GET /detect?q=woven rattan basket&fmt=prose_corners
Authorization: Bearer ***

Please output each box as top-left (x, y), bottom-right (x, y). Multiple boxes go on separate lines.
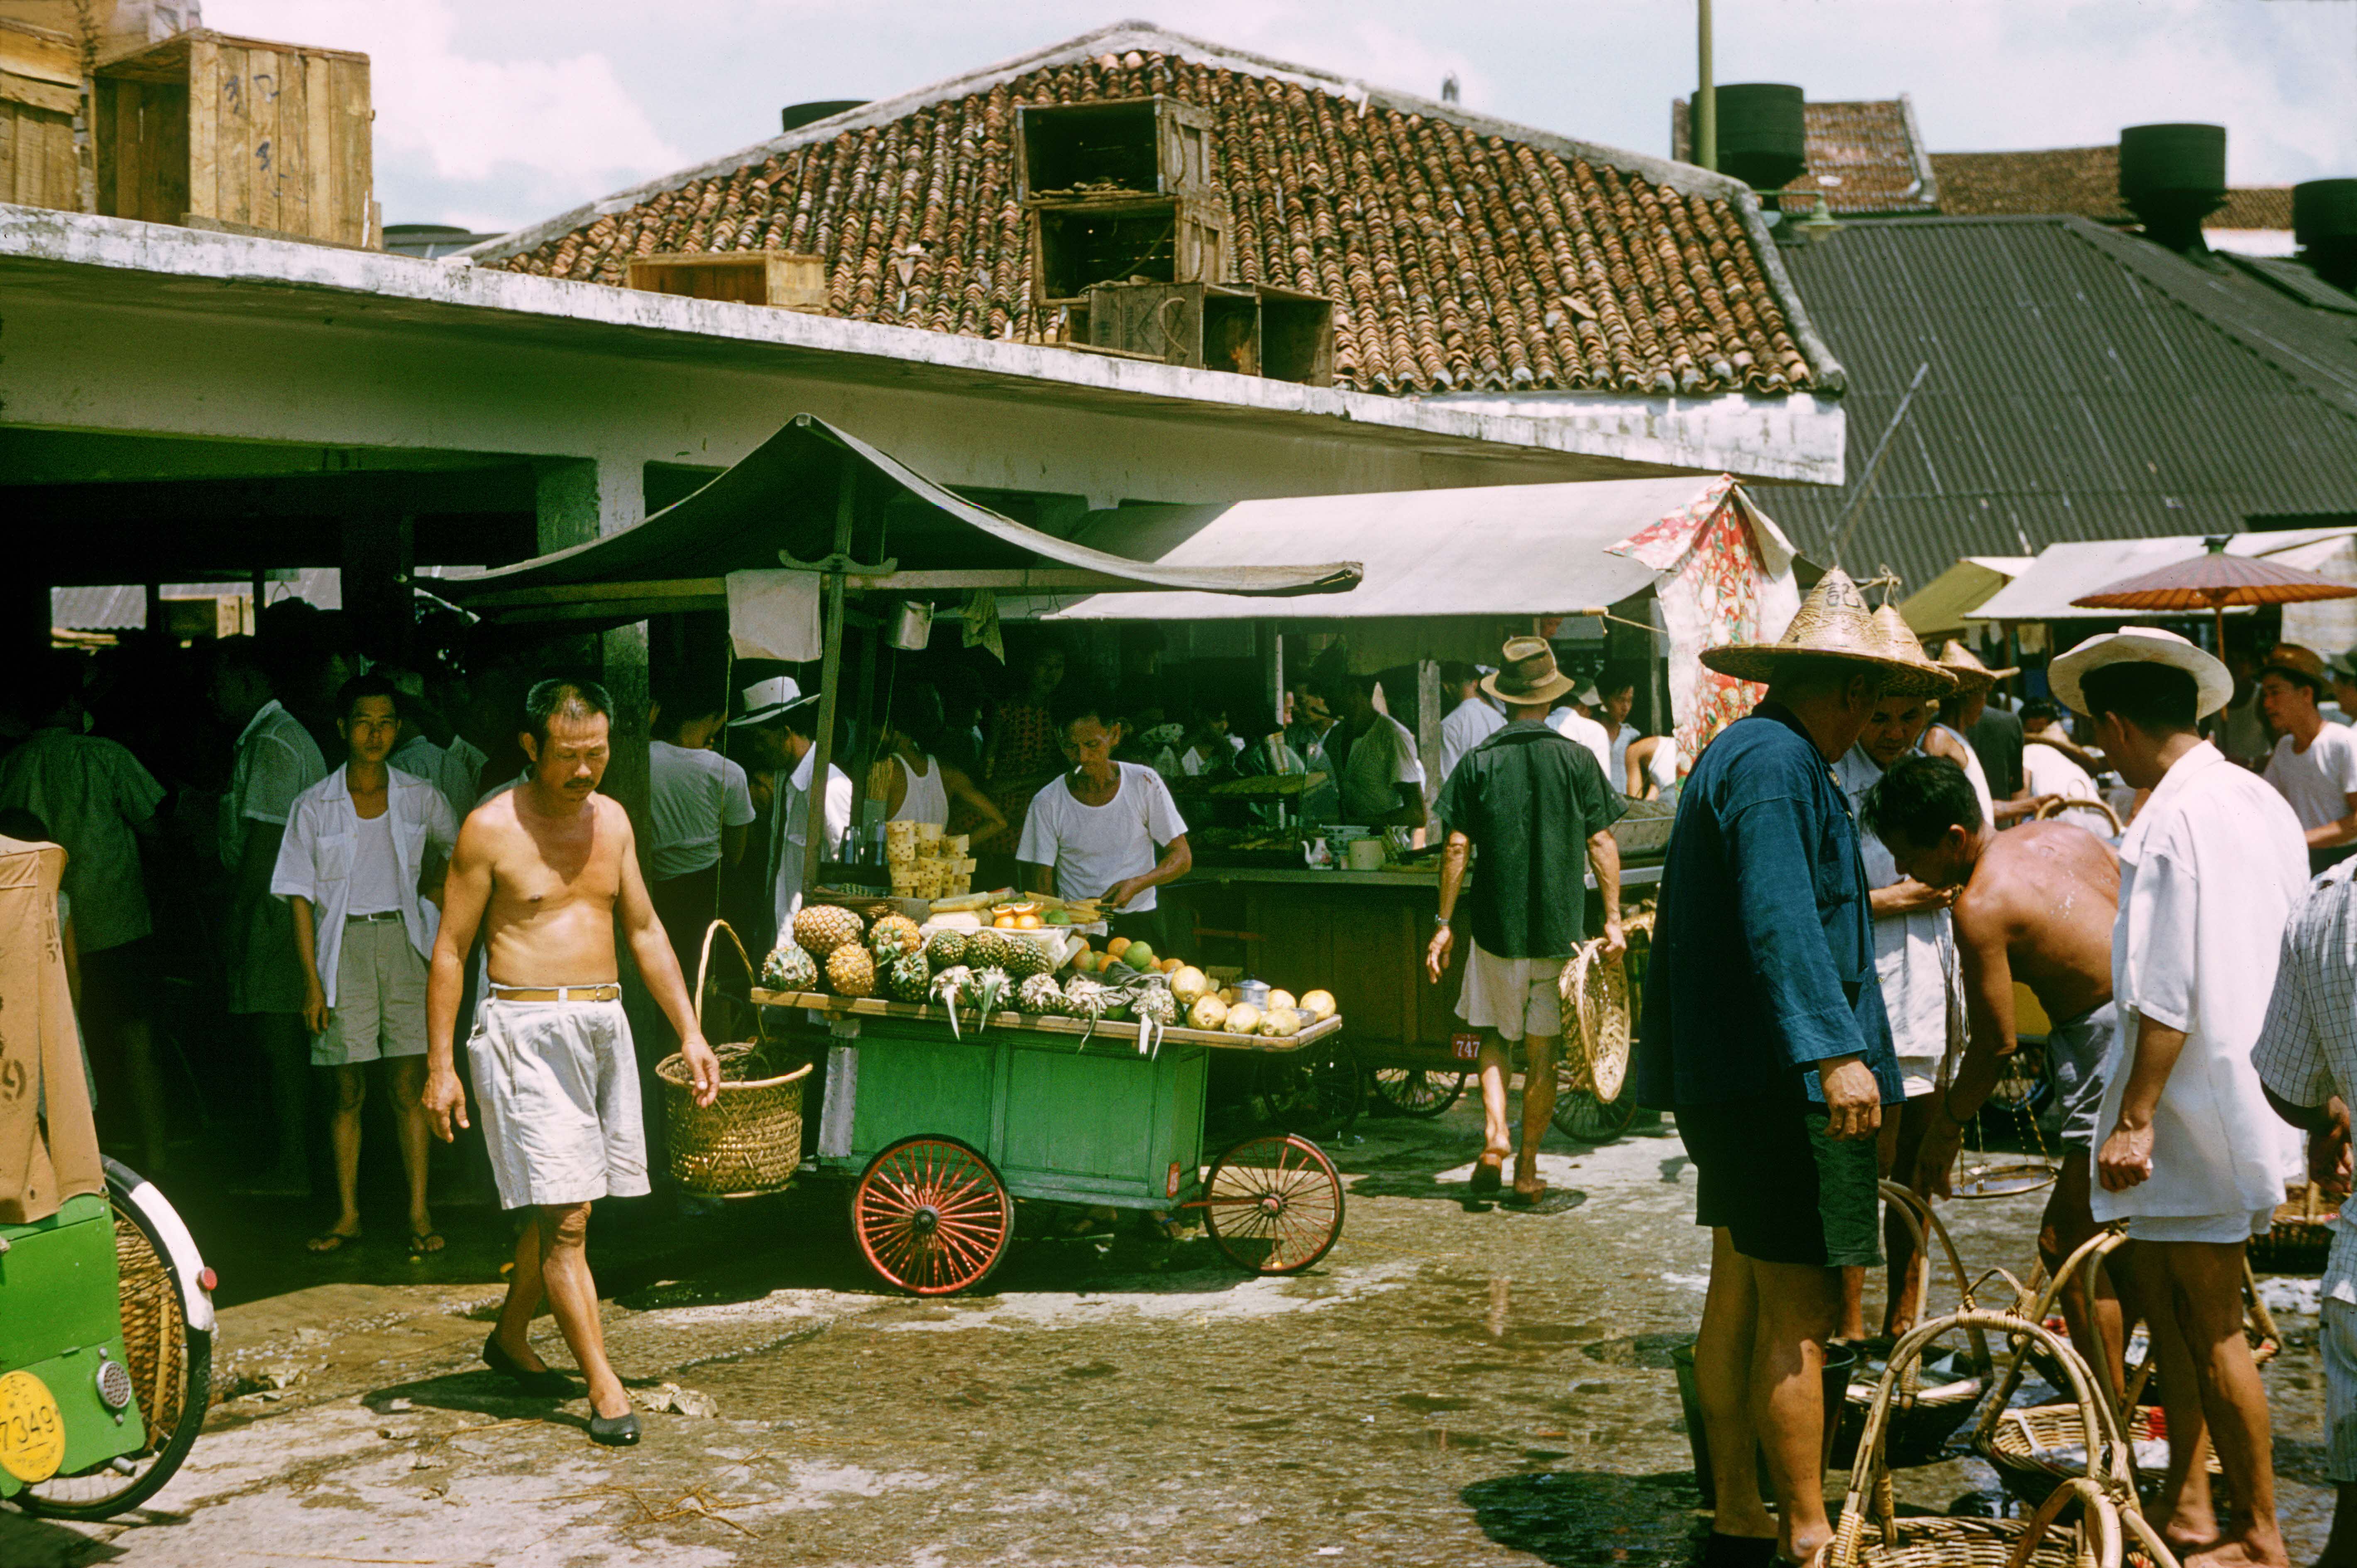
top-left (115, 1211), bottom-right (186, 1449)
top-left (1558, 928), bottom-right (1635, 1102)
top-left (2249, 1181), bottom-right (2338, 1273)
top-left (660, 920), bottom-right (812, 1197)
top-left (1830, 1185), bottom-right (1993, 1469)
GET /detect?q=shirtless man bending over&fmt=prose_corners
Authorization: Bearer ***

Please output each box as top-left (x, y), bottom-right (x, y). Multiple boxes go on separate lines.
top-left (424, 679), bottom-right (719, 1446)
top-left (1863, 753), bottom-right (2128, 1399)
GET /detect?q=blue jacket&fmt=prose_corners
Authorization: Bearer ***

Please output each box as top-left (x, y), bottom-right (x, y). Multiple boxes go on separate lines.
top-left (1633, 704), bottom-right (1901, 1109)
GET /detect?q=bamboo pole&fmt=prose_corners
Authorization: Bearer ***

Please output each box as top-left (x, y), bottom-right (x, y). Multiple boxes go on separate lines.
top-left (802, 453), bottom-right (857, 906)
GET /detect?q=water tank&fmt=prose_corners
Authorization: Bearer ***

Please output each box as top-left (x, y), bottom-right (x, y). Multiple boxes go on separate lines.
top-left (781, 100), bottom-right (866, 134)
top-left (2295, 179), bottom-right (2357, 289)
top-left (2118, 123), bottom-right (2227, 201)
top-left (1714, 84), bottom-right (1807, 192)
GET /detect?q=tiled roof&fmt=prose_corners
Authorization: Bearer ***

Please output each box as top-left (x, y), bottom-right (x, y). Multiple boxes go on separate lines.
top-left (477, 27), bottom-right (1829, 397)
top-left (1930, 145), bottom-right (2293, 230)
top-left (1673, 97), bottom-right (1938, 215)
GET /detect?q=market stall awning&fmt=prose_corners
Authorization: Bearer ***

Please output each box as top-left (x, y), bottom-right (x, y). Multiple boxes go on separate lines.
top-left (1898, 557), bottom-right (2033, 638)
top-left (440, 414), bottom-right (1361, 625)
top-left (1968, 528), bottom-right (2357, 624)
top-left (1046, 474), bottom-right (1763, 621)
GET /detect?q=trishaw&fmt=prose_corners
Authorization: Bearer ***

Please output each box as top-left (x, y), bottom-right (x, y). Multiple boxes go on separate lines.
top-left (748, 982), bottom-right (1348, 1296)
top-left (2, 835), bottom-right (214, 1519)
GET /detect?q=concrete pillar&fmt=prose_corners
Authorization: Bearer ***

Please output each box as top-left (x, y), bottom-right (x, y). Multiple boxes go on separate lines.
top-left (341, 512), bottom-right (416, 663)
top-left (533, 458), bottom-right (651, 847)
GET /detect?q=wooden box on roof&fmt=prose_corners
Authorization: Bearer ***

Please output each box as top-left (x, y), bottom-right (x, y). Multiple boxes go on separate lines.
top-left (93, 29), bottom-right (374, 247)
top-left (0, 16), bottom-right (81, 212)
top-left (1082, 280), bottom-right (1334, 385)
top-left (1015, 95), bottom-right (1211, 202)
top-left (1033, 191), bottom-right (1230, 305)
top-left (625, 250), bottom-right (828, 311)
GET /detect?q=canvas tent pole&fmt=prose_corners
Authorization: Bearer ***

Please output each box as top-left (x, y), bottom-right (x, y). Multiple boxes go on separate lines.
top-left (802, 454), bottom-right (857, 906)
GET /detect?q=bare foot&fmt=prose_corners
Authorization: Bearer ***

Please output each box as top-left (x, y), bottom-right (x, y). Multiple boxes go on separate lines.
top-left (2182, 1534), bottom-right (2291, 1568)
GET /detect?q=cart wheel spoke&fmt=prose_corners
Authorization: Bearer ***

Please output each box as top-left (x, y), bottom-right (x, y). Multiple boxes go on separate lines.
top-left (853, 1137), bottom-right (1012, 1297)
top-left (1371, 1067), bottom-right (1466, 1119)
top-left (1202, 1133), bottom-right (1345, 1275)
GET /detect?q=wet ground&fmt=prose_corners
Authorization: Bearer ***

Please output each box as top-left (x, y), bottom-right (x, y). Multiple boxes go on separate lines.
top-left (2, 1098), bottom-right (2339, 1567)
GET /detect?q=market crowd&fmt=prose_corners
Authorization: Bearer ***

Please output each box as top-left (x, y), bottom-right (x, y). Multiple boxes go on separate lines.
top-left (1628, 569), bottom-right (2357, 1568)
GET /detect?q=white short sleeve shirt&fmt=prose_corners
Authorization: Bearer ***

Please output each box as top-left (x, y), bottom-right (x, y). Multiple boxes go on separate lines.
top-left (649, 740), bottom-right (757, 881)
top-left (1438, 698), bottom-right (1506, 787)
top-left (1339, 713), bottom-right (1427, 823)
top-left (2263, 725), bottom-right (2357, 833)
top-left (224, 700), bottom-right (328, 865)
top-left (270, 765), bottom-right (460, 1008)
top-left (1017, 763), bottom-right (1189, 912)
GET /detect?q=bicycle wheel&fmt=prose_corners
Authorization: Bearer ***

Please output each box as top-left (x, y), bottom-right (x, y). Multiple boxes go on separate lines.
top-left (19, 1166), bottom-right (212, 1520)
top-left (1369, 1066), bottom-right (1465, 1119)
top-left (1553, 1089), bottom-right (1639, 1143)
top-left (1251, 1043), bottom-right (1362, 1139)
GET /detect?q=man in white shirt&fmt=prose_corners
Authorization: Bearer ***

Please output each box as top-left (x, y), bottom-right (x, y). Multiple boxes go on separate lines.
top-left (1017, 698), bottom-right (1192, 954)
top-left (1435, 662), bottom-right (1504, 789)
top-left (648, 682), bottom-right (756, 983)
top-left (274, 675), bottom-right (460, 1256)
top-left (0, 657), bottom-right (170, 1172)
top-left (2020, 700), bottom-right (2115, 838)
top-left (211, 636), bottom-right (330, 1195)
top-left (385, 669), bottom-right (489, 829)
top-left (1598, 674), bottom-right (1642, 796)
top-left (2058, 628), bottom-right (2307, 1566)
top-left (2258, 643), bottom-right (2357, 874)
top-left (729, 677), bottom-right (851, 949)
top-left (1545, 695), bottom-right (1614, 784)
top-left (1320, 673), bottom-right (1428, 829)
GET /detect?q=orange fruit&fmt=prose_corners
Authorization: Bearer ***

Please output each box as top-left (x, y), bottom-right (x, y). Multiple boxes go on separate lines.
top-left (1106, 935), bottom-right (1132, 959)
top-left (993, 914), bottom-right (1017, 928)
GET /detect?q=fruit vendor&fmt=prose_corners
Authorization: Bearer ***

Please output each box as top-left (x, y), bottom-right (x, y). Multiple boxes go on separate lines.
top-left (1016, 697), bottom-right (1192, 957)
top-left (1318, 670), bottom-right (1427, 830)
top-left (1425, 637), bottom-right (1625, 1208)
top-left (272, 674), bottom-right (461, 1257)
top-left (729, 676), bottom-right (853, 949)
top-left (1630, 569), bottom-right (1914, 1568)
top-left (423, 678), bottom-right (719, 1448)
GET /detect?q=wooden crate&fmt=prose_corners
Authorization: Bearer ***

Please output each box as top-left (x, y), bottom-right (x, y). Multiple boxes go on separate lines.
top-left (624, 249), bottom-right (827, 311)
top-left (0, 2), bottom-right (195, 63)
top-left (1085, 279), bottom-right (1335, 384)
top-left (1033, 191), bottom-right (1229, 305)
top-left (0, 16), bottom-right (79, 211)
top-left (94, 29), bottom-right (373, 248)
top-left (1016, 95), bottom-right (1212, 203)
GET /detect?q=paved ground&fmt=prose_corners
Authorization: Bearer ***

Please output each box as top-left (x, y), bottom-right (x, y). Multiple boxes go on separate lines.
top-left (2, 1099), bottom-right (2340, 1567)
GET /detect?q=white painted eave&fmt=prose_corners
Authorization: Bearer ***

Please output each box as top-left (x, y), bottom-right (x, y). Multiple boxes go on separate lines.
top-left (0, 205), bottom-right (1845, 485)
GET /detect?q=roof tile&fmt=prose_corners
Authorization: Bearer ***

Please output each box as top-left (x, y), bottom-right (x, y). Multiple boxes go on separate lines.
top-left (1929, 145), bottom-right (2292, 230)
top-left (1674, 98), bottom-right (1938, 215)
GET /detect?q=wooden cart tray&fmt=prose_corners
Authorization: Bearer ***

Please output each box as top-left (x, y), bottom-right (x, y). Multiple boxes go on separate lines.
top-left (749, 988), bottom-right (1341, 1054)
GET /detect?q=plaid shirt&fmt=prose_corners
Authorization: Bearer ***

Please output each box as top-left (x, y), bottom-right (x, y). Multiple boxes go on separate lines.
top-left (2252, 856), bottom-right (2357, 1304)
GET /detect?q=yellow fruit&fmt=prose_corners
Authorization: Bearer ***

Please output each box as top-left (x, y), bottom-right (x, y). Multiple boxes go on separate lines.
top-left (993, 914), bottom-right (1017, 928)
top-left (1170, 966), bottom-right (1209, 1004)
top-left (1299, 989), bottom-right (1337, 1021)
top-left (1162, 957), bottom-right (1184, 975)
top-left (1016, 913), bottom-right (1042, 929)
top-left (1267, 989), bottom-right (1296, 1013)
top-left (1223, 1002), bottom-right (1263, 1035)
top-left (1106, 935), bottom-right (1132, 960)
top-left (1259, 1006), bottom-right (1302, 1038)
top-left (1217, 987), bottom-right (1237, 1006)
top-left (1187, 994), bottom-right (1228, 1031)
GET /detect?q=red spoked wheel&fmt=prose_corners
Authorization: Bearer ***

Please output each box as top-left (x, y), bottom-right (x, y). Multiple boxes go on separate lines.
top-left (852, 1136), bottom-right (1013, 1296)
top-left (1200, 1133), bottom-right (1345, 1275)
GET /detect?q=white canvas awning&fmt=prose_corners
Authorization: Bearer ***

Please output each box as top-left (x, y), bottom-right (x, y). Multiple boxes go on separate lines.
top-left (1969, 529), bottom-right (2357, 624)
top-left (1047, 474), bottom-right (1762, 622)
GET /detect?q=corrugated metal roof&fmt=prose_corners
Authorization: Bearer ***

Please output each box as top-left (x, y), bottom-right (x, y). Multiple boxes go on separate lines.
top-left (1770, 215), bottom-right (2357, 590)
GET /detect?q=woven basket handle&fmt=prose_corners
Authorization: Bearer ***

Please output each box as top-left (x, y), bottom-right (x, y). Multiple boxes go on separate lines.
top-left (2003, 1476), bottom-right (2124, 1568)
top-left (693, 918), bottom-right (756, 1042)
top-left (2035, 795), bottom-right (2124, 835)
top-left (1878, 1181), bottom-right (1993, 1375)
top-left (1978, 1226), bottom-right (2130, 1448)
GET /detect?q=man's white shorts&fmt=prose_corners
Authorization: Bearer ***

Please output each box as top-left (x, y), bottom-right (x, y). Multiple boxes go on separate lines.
top-left (2325, 1298), bottom-right (2357, 1484)
top-left (2122, 1207), bottom-right (2275, 1244)
top-left (1455, 941), bottom-right (1567, 1043)
top-left (467, 996), bottom-right (649, 1209)
top-left (313, 919), bottom-right (429, 1067)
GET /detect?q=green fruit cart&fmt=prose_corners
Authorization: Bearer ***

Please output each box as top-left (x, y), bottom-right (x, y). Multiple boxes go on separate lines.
top-left (750, 986), bottom-right (1348, 1296)
top-left (2, 837), bottom-right (215, 1520)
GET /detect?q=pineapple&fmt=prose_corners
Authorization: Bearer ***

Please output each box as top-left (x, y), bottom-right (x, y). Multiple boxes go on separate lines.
top-left (760, 942), bottom-right (818, 994)
top-left (924, 929), bottom-right (968, 969)
top-left (971, 967), bottom-right (1014, 1022)
top-left (1130, 987), bottom-right (1177, 1027)
top-left (792, 902), bottom-right (865, 959)
top-left (963, 928), bottom-right (1008, 972)
top-left (1002, 934), bottom-right (1052, 980)
top-left (825, 943), bottom-right (876, 998)
top-left (1062, 977), bottom-right (1112, 1023)
top-left (884, 949), bottom-right (932, 1004)
top-left (869, 913), bottom-right (923, 963)
top-left (1015, 973), bottom-right (1066, 1015)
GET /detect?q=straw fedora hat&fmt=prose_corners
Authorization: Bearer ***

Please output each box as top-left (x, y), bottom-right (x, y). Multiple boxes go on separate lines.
top-left (1872, 607), bottom-right (1962, 698)
top-left (2048, 626), bottom-right (2233, 720)
top-left (1481, 636), bottom-right (1578, 707)
top-left (1934, 639), bottom-right (2020, 689)
top-left (1701, 568), bottom-right (1954, 697)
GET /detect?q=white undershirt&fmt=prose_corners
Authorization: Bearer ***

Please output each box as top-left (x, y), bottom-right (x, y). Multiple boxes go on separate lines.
top-left (347, 808), bottom-right (402, 915)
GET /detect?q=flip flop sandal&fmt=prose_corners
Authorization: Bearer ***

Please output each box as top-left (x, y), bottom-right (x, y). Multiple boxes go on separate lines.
top-left (1505, 1182), bottom-right (1549, 1207)
top-left (1469, 1158), bottom-right (1505, 1194)
top-left (406, 1231), bottom-right (447, 1256)
top-left (306, 1229), bottom-right (363, 1253)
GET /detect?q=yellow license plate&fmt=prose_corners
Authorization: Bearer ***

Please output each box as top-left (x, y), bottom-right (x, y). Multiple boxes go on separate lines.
top-left (0, 1370), bottom-right (66, 1484)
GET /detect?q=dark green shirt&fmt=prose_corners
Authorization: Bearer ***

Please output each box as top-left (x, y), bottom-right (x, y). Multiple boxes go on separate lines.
top-left (1434, 720), bottom-right (1626, 958)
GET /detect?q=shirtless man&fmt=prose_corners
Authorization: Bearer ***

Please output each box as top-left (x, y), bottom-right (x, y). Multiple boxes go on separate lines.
top-left (1861, 753), bottom-right (2127, 1400)
top-left (424, 679), bottom-right (719, 1446)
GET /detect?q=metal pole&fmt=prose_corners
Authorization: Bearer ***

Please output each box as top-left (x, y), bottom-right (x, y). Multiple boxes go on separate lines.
top-left (802, 454), bottom-right (856, 906)
top-left (1695, 0), bottom-right (1716, 172)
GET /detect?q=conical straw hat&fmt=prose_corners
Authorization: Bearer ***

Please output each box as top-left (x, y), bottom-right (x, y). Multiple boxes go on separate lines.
top-left (1873, 607), bottom-right (1961, 699)
top-left (1934, 638), bottom-right (2020, 687)
top-left (1701, 569), bottom-right (1955, 697)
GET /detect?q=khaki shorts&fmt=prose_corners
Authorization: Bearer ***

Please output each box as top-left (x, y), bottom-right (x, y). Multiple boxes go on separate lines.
top-left (313, 918), bottom-right (428, 1067)
top-left (1455, 941), bottom-right (1566, 1043)
top-left (467, 996), bottom-right (648, 1209)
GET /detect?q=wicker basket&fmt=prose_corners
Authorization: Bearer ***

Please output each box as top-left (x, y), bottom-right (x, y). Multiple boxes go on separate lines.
top-left (1836, 1312), bottom-right (2161, 1568)
top-left (2034, 796), bottom-right (2125, 835)
top-left (1558, 931), bottom-right (1634, 1102)
top-left (1830, 1185), bottom-right (1994, 1469)
top-left (2249, 1182), bottom-right (2337, 1273)
top-left (115, 1212), bottom-right (186, 1448)
top-left (660, 921), bottom-right (813, 1197)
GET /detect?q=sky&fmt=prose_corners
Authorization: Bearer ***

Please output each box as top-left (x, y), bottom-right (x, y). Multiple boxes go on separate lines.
top-left (204, 0), bottom-right (2357, 237)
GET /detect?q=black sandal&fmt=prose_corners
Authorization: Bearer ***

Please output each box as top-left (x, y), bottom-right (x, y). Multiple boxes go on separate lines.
top-left (1469, 1157), bottom-right (1505, 1195)
top-left (482, 1333), bottom-right (579, 1398)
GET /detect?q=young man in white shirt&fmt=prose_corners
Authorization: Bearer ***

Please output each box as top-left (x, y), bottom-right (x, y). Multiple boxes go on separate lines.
top-left (1017, 699), bottom-right (1192, 955)
top-left (211, 636), bottom-right (330, 1196)
top-left (1435, 662), bottom-right (1504, 788)
top-left (2056, 628), bottom-right (2308, 1566)
top-left (1320, 672), bottom-right (1428, 829)
top-left (647, 682), bottom-right (756, 983)
top-left (2257, 643), bottom-right (2357, 874)
top-left (274, 675), bottom-right (461, 1255)
top-left (729, 677), bottom-right (852, 949)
